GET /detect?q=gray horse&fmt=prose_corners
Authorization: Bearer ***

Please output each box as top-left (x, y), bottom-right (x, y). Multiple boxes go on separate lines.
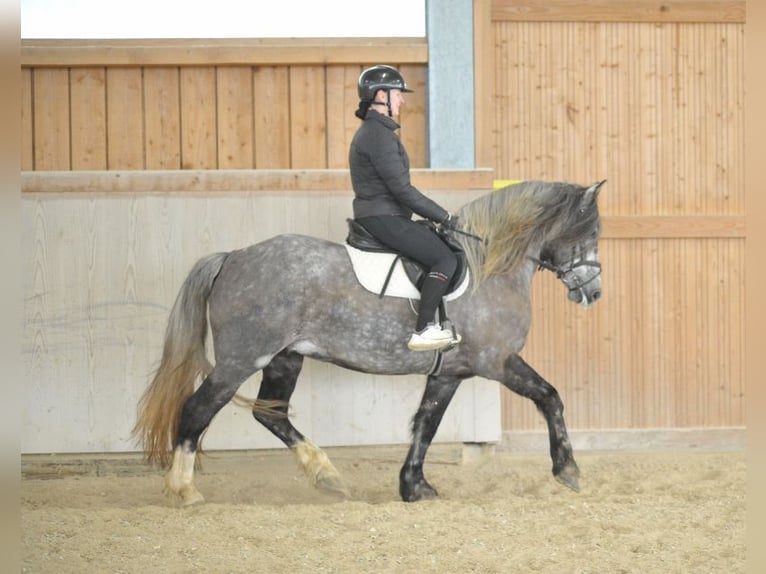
top-left (134, 179), bottom-right (606, 505)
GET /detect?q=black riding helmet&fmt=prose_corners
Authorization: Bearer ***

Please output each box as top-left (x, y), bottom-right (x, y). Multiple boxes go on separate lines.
top-left (358, 65), bottom-right (413, 101)
top-left (356, 65), bottom-right (413, 118)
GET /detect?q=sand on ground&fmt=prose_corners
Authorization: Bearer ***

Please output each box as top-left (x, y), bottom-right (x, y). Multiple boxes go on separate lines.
top-left (21, 444), bottom-right (745, 573)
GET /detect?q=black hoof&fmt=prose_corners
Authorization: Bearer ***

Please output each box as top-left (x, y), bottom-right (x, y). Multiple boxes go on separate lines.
top-left (400, 479), bottom-right (439, 502)
top-left (554, 460), bottom-right (581, 492)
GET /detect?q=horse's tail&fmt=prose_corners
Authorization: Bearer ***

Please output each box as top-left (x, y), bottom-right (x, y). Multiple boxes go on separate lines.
top-left (133, 252), bottom-right (228, 468)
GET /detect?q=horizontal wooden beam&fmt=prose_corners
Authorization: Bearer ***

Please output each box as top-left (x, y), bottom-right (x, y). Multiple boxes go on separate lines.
top-left (21, 37), bottom-right (428, 68)
top-left (20, 169), bottom-right (494, 194)
top-left (603, 215), bottom-right (745, 238)
top-left (21, 170), bottom-right (744, 238)
top-left (492, 0), bottom-right (745, 23)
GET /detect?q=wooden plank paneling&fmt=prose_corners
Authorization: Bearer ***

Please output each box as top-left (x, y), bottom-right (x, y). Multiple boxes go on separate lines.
top-left (21, 68), bottom-right (33, 170)
top-left (106, 68), bottom-right (144, 169)
top-left (143, 68), bottom-right (181, 169)
top-left (21, 173), bottom-right (500, 454)
top-left (398, 63), bottom-right (428, 168)
top-left (21, 40), bottom-right (429, 173)
top-left (486, 15), bottom-right (745, 434)
top-left (474, 0), bottom-right (495, 169)
top-left (216, 66), bottom-right (254, 169)
top-left (492, 0), bottom-right (746, 23)
top-left (21, 38), bottom-right (429, 68)
top-left (603, 215), bottom-right (745, 238)
top-left (32, 68), bottom-right (70, 170)
top-left (253, 66), bottom-right (291, 169)
top-left (504, 237), bottom-right (745, 431)
top-left (180, 67), bottom-right (217, 169)
top-left (289, 66), bottom-right (327, 168)
top-left (325, 65), bottom-right (361, 169)
top-left (489, 21), bottom-right (744, 216)
top-left (70, 68), bottom-right (106, 170)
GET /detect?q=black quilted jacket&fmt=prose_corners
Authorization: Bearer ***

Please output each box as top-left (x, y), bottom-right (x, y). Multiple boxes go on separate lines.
top-left (349, 109), bottom-right (449, 223)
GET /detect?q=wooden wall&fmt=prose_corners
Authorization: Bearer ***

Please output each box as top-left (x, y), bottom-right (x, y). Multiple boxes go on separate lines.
top-left (20, 38), bottom-right (428, 171)
top-left (474, 0), bottom-right (746, 438)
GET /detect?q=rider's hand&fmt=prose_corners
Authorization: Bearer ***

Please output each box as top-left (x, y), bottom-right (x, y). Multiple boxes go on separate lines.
top-left (442, 213), bottom-right (460, 231)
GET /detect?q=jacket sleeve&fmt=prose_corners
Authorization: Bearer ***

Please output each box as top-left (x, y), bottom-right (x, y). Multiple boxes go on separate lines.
top-left (371, 133), bottom-right (450, 223)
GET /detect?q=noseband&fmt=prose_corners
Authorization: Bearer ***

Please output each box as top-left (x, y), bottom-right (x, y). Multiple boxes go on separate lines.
top-left (527, 255), bottom-right (602, 294)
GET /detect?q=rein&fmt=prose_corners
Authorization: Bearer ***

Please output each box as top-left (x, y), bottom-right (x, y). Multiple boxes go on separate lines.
top-left (441, 225), bottom-right (486, 244)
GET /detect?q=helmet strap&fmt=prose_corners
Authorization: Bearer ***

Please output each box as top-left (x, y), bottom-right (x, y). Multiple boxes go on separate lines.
top-left (371, 90), bottom-right (393, 117)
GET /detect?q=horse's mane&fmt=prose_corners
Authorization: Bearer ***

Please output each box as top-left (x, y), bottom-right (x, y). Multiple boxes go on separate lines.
top-left (456, 180), bottom-right (598, 286)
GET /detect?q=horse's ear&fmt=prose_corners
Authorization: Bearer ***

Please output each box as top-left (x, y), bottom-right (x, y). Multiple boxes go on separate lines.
top-left (581, 179), bottom-right (606, 210)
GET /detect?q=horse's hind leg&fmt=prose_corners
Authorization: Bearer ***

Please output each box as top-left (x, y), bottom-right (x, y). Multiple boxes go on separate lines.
top-left (502, 354), bottom-right (580, 491)
top-left (400, 374), bottom-right (462, 502)
top-left (165, 365), bottom-right (251, 506)
top-left (253, 350), bottom-right (349, 497)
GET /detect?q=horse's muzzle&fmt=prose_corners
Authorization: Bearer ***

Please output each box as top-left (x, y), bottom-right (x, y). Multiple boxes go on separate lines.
top-left (569, 286), bottom-right (602, 306)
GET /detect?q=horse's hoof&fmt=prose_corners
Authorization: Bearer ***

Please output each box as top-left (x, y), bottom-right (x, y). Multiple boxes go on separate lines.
top-left (554, 461), bottom-right (581, 492)
top-left (164, 484), bottom-right (205, 506)
top-left (401, 481), bottom-right (439, 502)
top-left (180, 489), bottom-right (206, 507)
top-left (315, 473), bottom-right (351, 498)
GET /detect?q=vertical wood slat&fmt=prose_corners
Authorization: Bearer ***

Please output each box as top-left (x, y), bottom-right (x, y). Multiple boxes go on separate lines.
top-left (398, 63), bottom-right (427, 168)
top-left (21, 68), bottom-right (33, 170)
top-left (216, 66), bottom-right (254, 169)
top-left (289, 66), bottom-right (328, 168)
top-left (32, 68), bottom-right (70, 170)
top-left (253, 66), bottom-right (291, 169)
top-left (70, 68), bottom-right (106, 170)
top-left (106, 68), bottom-right (144, 169)
top-left (325, 65), bottom-right (360, 169)
top-left (143, 67), bottom-right (181, 169)
top-left (180, 67), bottom-right (217, 169)
top-left (473, 0), bottom-right (495, 169)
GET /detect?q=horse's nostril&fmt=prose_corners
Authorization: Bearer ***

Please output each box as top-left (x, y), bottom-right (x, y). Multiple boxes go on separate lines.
top-left (592, 290), bottom-right (602, 301)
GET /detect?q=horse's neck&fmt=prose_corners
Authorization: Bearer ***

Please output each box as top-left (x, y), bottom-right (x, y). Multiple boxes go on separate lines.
top-left (478, 257), bottom-right (537, 295)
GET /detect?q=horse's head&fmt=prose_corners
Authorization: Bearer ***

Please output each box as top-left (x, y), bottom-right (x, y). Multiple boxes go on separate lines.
top-left (536, 180), bottom-right (606, 308)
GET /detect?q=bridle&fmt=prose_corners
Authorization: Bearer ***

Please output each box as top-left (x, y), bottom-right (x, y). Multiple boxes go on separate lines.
top-left (442, 225), bottom-right (602, 297)
top-left (527, 253), bottom-right (602, 296)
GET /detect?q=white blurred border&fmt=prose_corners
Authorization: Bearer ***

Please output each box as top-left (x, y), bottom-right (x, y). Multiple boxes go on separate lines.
top-left (21, 0), bottom-right (426, 38)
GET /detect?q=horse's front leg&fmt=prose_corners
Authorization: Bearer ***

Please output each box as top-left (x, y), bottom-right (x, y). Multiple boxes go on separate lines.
top-left (400, 374), bottom-right (462, 502)
top-left (502, 354), bottom-right (580, 491)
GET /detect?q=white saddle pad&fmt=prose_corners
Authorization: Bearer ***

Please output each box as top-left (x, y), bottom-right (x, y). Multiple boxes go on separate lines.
top-left (344, 244), bottom-right (470, 301)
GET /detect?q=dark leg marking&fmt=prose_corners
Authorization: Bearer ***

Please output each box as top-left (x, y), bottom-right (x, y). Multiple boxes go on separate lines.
top-left (502, 354), bottom-right (580, 491)
top-left (251, 350), bottom-right (305, 446)
top-left (400, 375), bottom-right (462, 502)
top-left (253, 350), bottom-right (348, 496)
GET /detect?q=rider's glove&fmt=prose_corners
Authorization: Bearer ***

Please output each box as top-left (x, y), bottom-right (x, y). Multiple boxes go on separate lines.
top-left (442, 213), bottom-right (460, 231)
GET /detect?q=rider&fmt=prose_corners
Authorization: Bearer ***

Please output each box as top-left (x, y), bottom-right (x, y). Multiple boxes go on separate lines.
top-left (349, 64), bottom-right (461, 352)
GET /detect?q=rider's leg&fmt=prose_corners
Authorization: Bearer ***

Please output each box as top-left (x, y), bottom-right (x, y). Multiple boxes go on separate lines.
top-left (354, 216), bottom-right (459, 350)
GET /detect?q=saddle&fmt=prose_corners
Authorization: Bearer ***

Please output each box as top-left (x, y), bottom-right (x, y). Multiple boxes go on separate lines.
top-left (344, 218), bottom-right (469, 300)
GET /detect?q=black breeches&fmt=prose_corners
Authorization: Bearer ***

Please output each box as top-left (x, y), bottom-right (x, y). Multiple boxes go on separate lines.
top-left (356, 215), bottom-right (457, 330)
